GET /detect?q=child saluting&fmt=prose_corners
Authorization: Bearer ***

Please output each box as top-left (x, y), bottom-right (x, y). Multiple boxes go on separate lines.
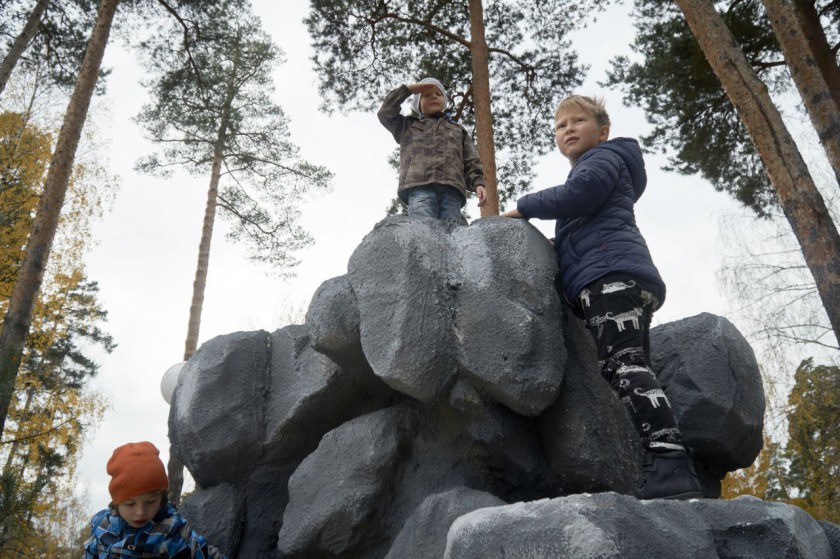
top-left (378, 77), bottom-right (487, 220)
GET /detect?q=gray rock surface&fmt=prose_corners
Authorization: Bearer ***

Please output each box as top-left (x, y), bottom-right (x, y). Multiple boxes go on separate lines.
top-left (445, 493), bottom-right (834, 559)
top-left (263, 324), bottom-right (391, 466)
top-left (168, 217), bottom-right (787, 558)
top-left (347, 217), bottom-right (564, 415)
top-left (651, 313), bottom-right (765, 472)
top-left (819, 520), bottom-right (840, 559)
top-left (539, 306), bottom-right (643, 495)
top-left (384, 487), bottom-right (505, 559)
top-left (180, 483), bottom-right (243, 557)
top-left (170, 330), bottom-right (271, 487)
top-left (278, 405), bottom-right (417, 558)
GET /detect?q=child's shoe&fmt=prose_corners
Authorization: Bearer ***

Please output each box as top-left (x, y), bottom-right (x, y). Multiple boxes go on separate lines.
top-left (638, 448), bottom-right (703, 500)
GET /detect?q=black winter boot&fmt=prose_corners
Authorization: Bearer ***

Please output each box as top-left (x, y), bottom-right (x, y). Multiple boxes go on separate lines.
top-left (638, 448), bottom-right (703, 500)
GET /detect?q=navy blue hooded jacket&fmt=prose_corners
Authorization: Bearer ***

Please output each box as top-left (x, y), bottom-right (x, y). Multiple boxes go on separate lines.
top-left (516, 137), bottom-right (665, 308)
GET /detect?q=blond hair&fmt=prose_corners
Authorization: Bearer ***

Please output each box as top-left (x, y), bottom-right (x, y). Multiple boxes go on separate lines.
top-left (554, 95), bottom-right (611, 127)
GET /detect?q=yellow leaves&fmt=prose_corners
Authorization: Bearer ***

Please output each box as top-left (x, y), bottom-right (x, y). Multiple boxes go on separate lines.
top-left (0, 111), bottom-right (52, 187)
top-left (0, 110), bottom-right (114, 552)
top-left (0, 112), bottom-right (52, 302)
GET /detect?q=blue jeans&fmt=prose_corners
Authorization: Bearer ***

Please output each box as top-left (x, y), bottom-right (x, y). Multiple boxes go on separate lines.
top-left (407, 184), bottom-right (463, 220)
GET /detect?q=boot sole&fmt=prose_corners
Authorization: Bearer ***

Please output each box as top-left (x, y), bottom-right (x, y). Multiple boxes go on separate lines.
top-left (659, 490), bottom-right (703, 501)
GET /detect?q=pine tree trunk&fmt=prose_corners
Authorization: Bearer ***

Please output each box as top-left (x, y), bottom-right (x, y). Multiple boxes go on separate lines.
top-left (0, 0), bottom-right (50, 97)
top-left (761, 0), bottom-right (840, 186)
top-left (173, 65), bottom-right (236, 502)
top-left (792, 0), bottom-right (840, 111)
top-left (182, 145), bottom-right (224, 361)
top-left (169, 141), bottom-right (223, 506)
top-left (467, 0), bottom-right (500, 216)
top-left (673, 0), bottom-right (840, 346)
top-left (0, 0), bottom-right (118, 439)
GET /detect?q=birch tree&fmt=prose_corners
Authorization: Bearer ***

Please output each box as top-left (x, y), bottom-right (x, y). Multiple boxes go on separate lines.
top-left (0, 109), bottom-right (113, 556)
top-left (0, 0), bottom-right (118, 440)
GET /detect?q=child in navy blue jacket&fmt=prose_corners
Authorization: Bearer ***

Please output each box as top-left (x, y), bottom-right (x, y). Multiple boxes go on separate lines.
top-left (503, 95), bottom-right (702, 500)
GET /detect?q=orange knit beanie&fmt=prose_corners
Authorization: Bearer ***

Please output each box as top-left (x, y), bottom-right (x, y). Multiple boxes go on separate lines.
top-left (107, 441), bottom-right (169, 504)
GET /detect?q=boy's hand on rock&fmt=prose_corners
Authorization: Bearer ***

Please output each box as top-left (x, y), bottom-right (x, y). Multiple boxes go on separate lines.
top-left (501, 208), bottom-right (523, 218)
top-left (476, 185), bottom-right (487, 207)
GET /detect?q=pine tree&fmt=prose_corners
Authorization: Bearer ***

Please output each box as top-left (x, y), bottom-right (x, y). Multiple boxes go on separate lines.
top-left (135, 0), bottom-right (332, 503)
top-left (306, 0), bottom-right (607, 213)
top-left (784, 359), bottom-right (840, 522)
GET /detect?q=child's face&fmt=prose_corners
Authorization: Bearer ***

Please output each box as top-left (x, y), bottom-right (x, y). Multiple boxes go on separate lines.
top-left (117, 491), bottom-right (162, 528)
top-left (419, 87), bottom-right (445, 115)
top-left (554, 105), bottom-right (610, 165)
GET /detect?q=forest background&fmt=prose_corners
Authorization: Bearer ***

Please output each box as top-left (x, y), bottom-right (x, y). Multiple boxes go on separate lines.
top-left (0, 0), bottom-right (837, 555)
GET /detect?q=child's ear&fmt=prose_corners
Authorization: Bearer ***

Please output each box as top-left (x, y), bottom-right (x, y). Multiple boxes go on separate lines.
top-left (599, 125), bottom-right (610, 142)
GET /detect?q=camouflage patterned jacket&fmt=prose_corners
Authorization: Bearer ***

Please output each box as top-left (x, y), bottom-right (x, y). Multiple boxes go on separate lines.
top-left (84, 503), bottom-right (226, 558)
top-left (378, 85), bottom-right (485, 206)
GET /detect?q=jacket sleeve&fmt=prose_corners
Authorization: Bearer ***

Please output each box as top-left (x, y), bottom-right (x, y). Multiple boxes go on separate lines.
top-left (462, 129), bottom-right (485, 191)
top-left (83, 509), bottom-right (110, 558)
top-left (168, 516), bottom-right (228, 559)
top-left (517, 150), bottom-right (620, 219)
top-left (377, 85), bottom-right (413, 143)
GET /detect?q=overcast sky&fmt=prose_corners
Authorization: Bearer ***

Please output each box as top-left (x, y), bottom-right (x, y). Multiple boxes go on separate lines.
top-left (73, 0), bottom-right (745, 513)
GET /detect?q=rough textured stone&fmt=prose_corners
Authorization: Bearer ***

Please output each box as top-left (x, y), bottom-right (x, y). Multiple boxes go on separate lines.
top-left (540, 306), bottom-right (643, 495)
top-left (180, 483), bottom-right (243, 558)
top-left (451, 218), bottom-right (565, 415)
top-left (348, 218), bottom-right (457, 403)
top-left (818, 520), bottom-right (840, 559)
top-left (651, 313), bottom-right (765, 472)
top-left (278, 405), bottom-right (417, 558)
top-left (346, 217), bottom-right (564, 415)
top-left (236, 463), bottom-right (295, 559)
top-left (445, 493), bottom-right (834, 559)
top-left (305, 274), bottom-right (361, 362)
top-left (170, 330), bottom-right (271, 487)
top-left (385, 488), bottom-right (505, 559)
top-left (169, 218), bottom-right (779, 558)
top-left (263, 324), bottom-right (392, 465)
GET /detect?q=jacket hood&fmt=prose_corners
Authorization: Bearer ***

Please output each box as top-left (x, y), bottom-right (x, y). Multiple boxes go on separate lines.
top-left (596, 137), bottom-right (647, 200)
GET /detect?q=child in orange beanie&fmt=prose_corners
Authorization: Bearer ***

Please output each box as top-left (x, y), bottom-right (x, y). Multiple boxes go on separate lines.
top-left (84, 441), bottom-right (227, 559)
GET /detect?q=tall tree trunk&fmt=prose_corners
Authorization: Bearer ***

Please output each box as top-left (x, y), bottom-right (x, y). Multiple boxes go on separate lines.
top-left (792, 0), bottom-right (840, 111)
top-left (761, 0), bottom-right (840, 186)
top-left (0, 0), bottom-right (50, 98)
top-left (182, 145), bottom-right (224, 361)
top-left (172, 73), bottom-right (234, 503)
top-left (0, 0), bottom-right (118, 439)
top-left (673, 0), bottom-right (840, 345)
top-left (170, 140), bottom-right (224, 506)
top-left (467, 0), bottom-right (500, 216)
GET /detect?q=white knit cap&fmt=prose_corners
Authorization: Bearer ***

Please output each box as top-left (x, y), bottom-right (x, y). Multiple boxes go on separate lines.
top-left (411, 77), bottom-right (448, 116)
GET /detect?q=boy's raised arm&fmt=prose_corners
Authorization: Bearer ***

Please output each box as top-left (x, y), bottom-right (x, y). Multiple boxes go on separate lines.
top-left (378, 85), bottom-right (413, 143)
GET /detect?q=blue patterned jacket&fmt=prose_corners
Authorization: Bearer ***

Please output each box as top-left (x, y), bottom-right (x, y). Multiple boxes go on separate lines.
top-left (84, 503), bottom-right (226, 558)
top-left (516, 137), bottom-right (665, 308)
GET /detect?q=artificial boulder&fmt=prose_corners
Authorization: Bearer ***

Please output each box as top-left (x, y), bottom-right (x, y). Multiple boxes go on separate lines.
top-left (170, 216), bottom-right (788, 559)
top-left (445, 493), bottom-right (836, 559)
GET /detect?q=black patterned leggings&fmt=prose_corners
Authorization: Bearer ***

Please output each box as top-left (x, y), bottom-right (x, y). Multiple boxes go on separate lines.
top-left (578, 272), bottom-right (684, 451)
